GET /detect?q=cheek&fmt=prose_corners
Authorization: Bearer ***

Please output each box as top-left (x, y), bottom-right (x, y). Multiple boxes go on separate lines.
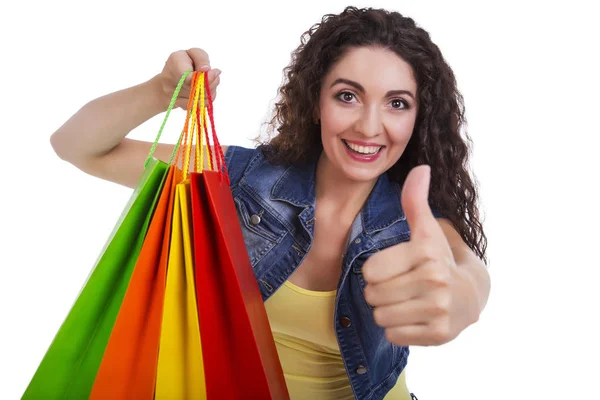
top-left (386, 117), bottom-right (415, 146)
top-left (384, 117), bottom-right (416, 165)
top-left (320, 100), bottom-right (352, 137)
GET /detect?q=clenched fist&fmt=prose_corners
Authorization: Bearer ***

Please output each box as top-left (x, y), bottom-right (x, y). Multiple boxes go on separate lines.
top-left (158, 48), bottom-right (221, 109)
top-left (362, 165), bottom-right (481, 347)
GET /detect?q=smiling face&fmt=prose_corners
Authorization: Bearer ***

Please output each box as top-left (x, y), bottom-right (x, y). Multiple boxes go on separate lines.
top-left (317, 46), bottom-right (419, 183)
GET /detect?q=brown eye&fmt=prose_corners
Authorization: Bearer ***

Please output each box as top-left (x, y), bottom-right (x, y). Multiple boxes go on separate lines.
top-left (337, 91), bottom-right (356, 103)
top-left (391, 99), bottom-right (407, 109)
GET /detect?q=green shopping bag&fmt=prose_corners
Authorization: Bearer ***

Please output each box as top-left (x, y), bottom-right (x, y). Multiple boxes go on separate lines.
top-left (22, 71), bottom-right (193, 400)
top-left (22, 158), bottom-right (169, 399)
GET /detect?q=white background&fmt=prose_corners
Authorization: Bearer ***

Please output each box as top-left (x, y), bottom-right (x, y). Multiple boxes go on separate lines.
top-left (1, 1), bottom-right (599, 399)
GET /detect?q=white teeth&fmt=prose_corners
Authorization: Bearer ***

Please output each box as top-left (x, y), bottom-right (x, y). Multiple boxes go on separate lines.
top-left (344, 140), bottom-right (382, 155)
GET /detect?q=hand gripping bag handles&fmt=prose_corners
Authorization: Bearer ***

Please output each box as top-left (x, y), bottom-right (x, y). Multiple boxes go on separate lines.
top-left (22, 70), bottom-right (289, 399)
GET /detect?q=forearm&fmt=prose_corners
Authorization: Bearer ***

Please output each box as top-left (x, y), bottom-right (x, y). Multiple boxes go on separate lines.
top-left (454, 247), bottom-right (490, 320)
top-left (50, 74), bottom-right (167, 164)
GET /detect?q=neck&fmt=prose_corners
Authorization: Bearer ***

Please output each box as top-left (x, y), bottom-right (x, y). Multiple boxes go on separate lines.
top-left (314, 153), bottom-right (378, 222)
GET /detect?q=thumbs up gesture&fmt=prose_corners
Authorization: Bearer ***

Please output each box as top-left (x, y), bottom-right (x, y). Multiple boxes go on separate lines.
top-left (362, 165), bottom-right (481, 347)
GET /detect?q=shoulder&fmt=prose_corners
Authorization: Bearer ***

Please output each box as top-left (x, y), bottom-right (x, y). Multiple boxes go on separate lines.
top-left (224, 145), bottom-right (260, 171)
top-left (224, 145), bottom-right (263, 187)
top-left (224, 144), bottom-right (288, 189)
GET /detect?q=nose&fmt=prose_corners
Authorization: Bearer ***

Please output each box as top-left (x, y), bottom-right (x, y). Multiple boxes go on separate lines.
top-left (354, 105), bottom-right (383, 138)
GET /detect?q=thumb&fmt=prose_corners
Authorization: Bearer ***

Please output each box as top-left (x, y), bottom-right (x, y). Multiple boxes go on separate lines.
top-left (401, 164), bottom-right (437, 239)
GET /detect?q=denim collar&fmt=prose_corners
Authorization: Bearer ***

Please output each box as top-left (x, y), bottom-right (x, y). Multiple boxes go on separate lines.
top-left (269, 154), bottom-right (406, 235)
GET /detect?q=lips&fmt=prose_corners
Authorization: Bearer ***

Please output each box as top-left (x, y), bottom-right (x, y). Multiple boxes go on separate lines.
top-left (341, 139), bottom-right (384, 163)
top-left (342, 139), bottom-right (383, 155)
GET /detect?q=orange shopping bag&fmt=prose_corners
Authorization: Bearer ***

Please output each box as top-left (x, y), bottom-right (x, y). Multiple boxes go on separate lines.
top-left (89, 165), bottom-right (177, 399)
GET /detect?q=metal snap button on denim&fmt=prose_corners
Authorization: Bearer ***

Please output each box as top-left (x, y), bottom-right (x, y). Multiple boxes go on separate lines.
top-left (340, 316), bottom-right (352, 328)
top-left (356, 365), bottom-right (367, 374)
top-left (250, 214), bottom-right (261, 225)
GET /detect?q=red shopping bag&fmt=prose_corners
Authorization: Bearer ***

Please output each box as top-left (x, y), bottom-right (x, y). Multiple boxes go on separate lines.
top-left (191, 72), bottom-right (289, 399)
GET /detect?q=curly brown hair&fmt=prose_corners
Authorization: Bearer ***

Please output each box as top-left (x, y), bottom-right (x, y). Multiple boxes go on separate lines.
top-left (257, 6), bottom-right (488, 265)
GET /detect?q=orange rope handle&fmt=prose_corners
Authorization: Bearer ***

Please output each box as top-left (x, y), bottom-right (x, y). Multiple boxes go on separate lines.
top-left (174, 72), bottom-right (199, 177)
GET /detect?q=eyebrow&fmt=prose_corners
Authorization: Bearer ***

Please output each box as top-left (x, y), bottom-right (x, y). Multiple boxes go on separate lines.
top-left (330, 78), bottom-right (415, 100)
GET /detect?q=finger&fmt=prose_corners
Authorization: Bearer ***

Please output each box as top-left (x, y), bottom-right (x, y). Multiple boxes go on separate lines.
top-left (372, 298), bottom-right (445, 328)
top-left (385, 324), bottom-right (433, 346)
top-left (207, 68), bottom-right (222, 83)
top-left (401, 164), bottom-right (439, 240)
top-left (385, 320), bottom-right (454, 347)
top-left (169, 50), bottom-right (196, 87)
top-left (176, 73), bottom-right (220, 108)
top-left (186, 48), bottom-right (211, 71)
top-left (181, 72), bottom-right (216, 95)
top-left (364, 268), bottom-right (424, 307)
top-left (365, 258), bottom-right (452, 308)
top-left (362, 241), bottom-right (418, 284)
top-left (209, 75), bottom-right (220, 101)
top-left (175, 99), bottom-right (188, 109)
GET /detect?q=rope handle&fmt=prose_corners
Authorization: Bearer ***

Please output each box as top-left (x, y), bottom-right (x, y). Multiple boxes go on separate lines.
top-left (144, 69), bottom-right (191, 169)
top-left (204, 71), bottom-right (229, 184)
top-left (144, 69), bottom-right (228, 184)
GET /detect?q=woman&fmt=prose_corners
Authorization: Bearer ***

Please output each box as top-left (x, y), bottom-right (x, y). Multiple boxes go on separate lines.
top-left (50, 6), bottom-right (490, 400)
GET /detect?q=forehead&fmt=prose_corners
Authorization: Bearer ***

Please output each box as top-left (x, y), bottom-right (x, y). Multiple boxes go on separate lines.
top-left (324, 46), bottom-right (417, 93)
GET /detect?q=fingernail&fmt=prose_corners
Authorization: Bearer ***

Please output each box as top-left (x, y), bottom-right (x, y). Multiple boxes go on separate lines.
top-left (199, 65), bottom-right (210, 71)
top-left (214, 69), bottom-right (222, 77)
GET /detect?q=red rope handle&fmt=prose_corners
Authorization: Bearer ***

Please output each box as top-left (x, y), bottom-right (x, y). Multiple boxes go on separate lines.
top-left (204, 72), bottom-right (229, 184)
top-left (195, 94), bottom-right (213, 171)
top-left (202, 109), bottom-right (214, 169)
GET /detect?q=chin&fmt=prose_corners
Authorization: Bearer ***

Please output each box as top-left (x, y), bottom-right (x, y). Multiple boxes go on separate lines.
top-left (333, 147), bottom-right (394, 183)
top-left (339, 164), bottom-right (386, 183)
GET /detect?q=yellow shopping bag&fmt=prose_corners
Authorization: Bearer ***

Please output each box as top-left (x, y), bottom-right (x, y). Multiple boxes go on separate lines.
top-left (155, 71), bottom-right (207, 399)
top-left (155, 179), bottom-right (206, 399)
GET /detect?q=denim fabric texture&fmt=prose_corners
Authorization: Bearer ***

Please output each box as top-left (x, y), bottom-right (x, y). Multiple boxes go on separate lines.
top-left (224, 145), bottom-right (442, 400)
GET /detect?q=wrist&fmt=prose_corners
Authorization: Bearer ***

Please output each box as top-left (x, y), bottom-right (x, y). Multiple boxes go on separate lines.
top-left (145, 74), bottom-right (171, 113)
top-left (454, 266), bottom-right (483, 326)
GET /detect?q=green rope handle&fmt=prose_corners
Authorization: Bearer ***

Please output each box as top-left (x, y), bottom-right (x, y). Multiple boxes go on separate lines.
top-left (144, 69), bottom-right (194, 169)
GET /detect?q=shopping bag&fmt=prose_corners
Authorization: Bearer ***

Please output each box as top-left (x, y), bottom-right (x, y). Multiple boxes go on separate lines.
top-left (89, 164), bottom-right (177, 399)
top-left (26, 68), bottom-right (289, 399)
top-left (191, 72), bottom-right (290, 399)
top-left (22, 156), bottom-right (169, 400)
top-left (153, 70), bottom-right (208, 398)
top-left (90, 69), bottom-right (203, 399)
top-left (154, 180), bottom-right (206, 399)
top-left (23, 70), bottom-right (192, 400)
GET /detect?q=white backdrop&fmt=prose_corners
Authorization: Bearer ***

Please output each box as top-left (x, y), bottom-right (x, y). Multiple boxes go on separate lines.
top-left (1, 1), bottom-right (598, 399)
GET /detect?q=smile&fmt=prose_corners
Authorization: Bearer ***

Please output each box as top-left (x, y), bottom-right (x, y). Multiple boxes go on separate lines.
top-left (342, 139), bottom-right (383, 155)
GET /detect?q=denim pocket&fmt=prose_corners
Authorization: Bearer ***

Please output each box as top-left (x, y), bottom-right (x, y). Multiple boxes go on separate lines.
top-left (233, 197), bottom-right (286, 266)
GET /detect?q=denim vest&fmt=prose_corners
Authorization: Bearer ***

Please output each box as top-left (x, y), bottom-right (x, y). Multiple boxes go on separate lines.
top-left (224, 145), bottom-right (442, 400)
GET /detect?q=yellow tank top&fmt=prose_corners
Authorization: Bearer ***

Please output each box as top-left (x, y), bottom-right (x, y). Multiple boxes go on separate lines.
top-left (264, 280), bottom-right (412, 400)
